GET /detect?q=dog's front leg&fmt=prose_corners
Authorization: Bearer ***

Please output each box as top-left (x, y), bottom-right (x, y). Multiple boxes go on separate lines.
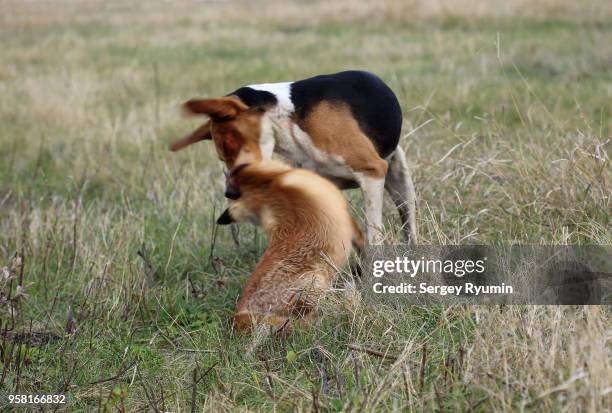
top-left (359, 175), bottom-right (386, 245)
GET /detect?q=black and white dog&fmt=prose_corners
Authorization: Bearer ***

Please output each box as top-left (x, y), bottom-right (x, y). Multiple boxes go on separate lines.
top-left (171, 70), bottom-right (416, 244)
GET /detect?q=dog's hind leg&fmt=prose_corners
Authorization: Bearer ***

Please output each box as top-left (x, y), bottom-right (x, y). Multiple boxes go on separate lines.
top-left (385, 146), bottom-right (417, 244)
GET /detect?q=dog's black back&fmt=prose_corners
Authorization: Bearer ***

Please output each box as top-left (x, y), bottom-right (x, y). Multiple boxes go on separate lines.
top-left (290, 70), bottom-right (402, 159)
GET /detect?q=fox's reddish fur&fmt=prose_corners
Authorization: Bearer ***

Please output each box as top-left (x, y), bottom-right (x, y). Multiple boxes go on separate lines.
top-left (223, 160), bottom-right (362, 330)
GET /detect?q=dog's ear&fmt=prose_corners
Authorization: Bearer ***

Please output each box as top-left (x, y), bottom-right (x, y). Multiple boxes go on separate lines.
top-left (183, 97), bottom-right (249, 120)
top-left (216, 208), bottom-right (234, 225)
top-left (170, 121), bottom-right (211, 152)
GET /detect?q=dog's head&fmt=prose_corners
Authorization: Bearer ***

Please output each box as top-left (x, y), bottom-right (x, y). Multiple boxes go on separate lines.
top-left (170, 96), bottom-right (267, 169)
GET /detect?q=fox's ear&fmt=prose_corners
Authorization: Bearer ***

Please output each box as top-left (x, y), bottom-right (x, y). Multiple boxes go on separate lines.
top-left (169, 121), bottom-right (211, 152)
top-left (183, 96), bottom-right (249, 120)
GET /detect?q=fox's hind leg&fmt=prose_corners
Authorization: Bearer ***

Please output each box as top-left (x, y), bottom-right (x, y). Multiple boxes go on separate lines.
top-left (384, 146), bottom-right (417, 244)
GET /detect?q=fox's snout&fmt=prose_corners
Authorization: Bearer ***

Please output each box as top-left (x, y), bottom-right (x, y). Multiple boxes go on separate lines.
top-left (216, 208), bottom-right (234, 225)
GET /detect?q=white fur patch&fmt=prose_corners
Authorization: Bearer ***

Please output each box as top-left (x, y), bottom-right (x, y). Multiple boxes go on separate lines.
top-left (248, 82), bottom-right (294, 115)
top-left (247, 82), bottom-right (294, 160)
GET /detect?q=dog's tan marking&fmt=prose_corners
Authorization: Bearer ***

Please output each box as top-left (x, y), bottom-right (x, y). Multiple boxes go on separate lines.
top-left (298, 101), bottom-right (388, 178)
top-left (210, 108), bottom-right (265, 168)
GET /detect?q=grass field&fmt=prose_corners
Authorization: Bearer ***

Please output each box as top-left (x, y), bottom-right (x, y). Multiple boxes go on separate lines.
top-left (0, 0), bottom-right (610, 411)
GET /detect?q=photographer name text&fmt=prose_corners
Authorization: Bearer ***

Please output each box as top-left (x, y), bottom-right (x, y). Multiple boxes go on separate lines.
top-left (371, 257), bottom-right (513, 296)
top-left (372, 282), bottom-right (513, 295)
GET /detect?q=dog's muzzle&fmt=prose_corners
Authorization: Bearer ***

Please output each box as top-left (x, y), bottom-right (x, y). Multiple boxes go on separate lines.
top-left (224, 185), bottom-right (241, 200)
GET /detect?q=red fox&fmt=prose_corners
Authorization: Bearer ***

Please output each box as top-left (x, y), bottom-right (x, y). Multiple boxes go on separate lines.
top-left (217, 160), bottom-right (363, 330)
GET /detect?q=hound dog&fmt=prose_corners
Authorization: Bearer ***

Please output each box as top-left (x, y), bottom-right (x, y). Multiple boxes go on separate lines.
top-left (216, 160), bottom-right (361, 330)
top-left (171, 70), bottom-right (416, 244)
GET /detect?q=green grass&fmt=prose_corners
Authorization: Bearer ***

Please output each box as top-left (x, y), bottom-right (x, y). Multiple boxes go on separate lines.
top-left (0, 1), bottom-right (610, 411)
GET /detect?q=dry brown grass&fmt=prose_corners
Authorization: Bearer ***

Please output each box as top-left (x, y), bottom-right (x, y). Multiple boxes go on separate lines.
top-left (2, 0), bottom-right (612, 27)
top-left (0, 0), bottom-right (610, 411)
